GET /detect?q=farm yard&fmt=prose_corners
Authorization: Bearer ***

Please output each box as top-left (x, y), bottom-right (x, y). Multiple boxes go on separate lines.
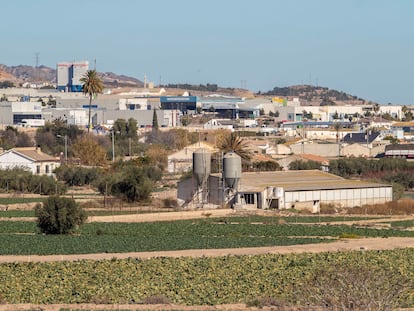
top-left (1, 202), bottom-right (414, 310)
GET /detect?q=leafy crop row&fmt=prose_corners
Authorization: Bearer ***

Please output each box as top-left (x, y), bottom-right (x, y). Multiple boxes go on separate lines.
top-left (0, 217), bottom-right (414, 255)
top-left (0, 249), bottom-right (413, 306)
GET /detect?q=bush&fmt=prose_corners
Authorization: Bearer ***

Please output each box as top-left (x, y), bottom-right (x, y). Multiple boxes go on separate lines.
top-left (162, 197), bottom-right (178, 208)
top-left (35, 196), bottom-right (87, 234)
top-left (296, 262), bottom-right (413, 310)
top-left (55, 165), bottom-right (102, 186)
top-left (96, 164), bottom-right (157, 203)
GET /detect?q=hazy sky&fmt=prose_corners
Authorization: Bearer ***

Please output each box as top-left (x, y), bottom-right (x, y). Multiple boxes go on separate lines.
top-left (2, 0), bottom-right (414, 104)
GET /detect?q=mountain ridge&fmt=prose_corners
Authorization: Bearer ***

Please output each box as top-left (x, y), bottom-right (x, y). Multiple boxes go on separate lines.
top-left (0, 64), bottom-right (144, 88)
top-left (0, 64), bottom-right (373, 104)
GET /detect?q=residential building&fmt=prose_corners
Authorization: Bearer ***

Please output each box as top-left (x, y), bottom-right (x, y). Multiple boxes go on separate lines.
top-left (0, 147), bottom-right (60, 176)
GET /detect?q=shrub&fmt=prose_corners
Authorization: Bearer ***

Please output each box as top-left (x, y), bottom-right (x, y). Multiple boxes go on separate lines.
top-left (162, 197), bottom-right (178, 208)
top-left (35, 196), bottom-right (87, 234)
top-left (296, 263), bottom-right (413, 310)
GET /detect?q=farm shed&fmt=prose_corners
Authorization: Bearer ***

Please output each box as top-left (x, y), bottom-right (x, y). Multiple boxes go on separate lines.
top-left (178, 170), bottom-right (393, 211)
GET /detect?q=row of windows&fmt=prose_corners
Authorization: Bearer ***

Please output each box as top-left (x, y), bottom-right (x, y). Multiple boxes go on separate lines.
top-left (36, 164), bottom-right (54, 174)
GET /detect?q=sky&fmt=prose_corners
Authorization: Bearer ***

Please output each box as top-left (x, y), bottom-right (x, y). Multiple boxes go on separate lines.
top-left (2, 0), bottom-right (414, 104)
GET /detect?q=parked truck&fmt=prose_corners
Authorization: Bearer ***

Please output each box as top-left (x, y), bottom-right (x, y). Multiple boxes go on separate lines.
top-left (18, 119), bottom-right (45, 128)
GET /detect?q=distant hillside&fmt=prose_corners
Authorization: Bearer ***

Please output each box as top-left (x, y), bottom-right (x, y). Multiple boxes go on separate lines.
top-left (259, 85), bottom-right (374, 105)
top-left (0, 64), bottom-right (143, 88)
top-left (161, 83), bottom-right (254, 97)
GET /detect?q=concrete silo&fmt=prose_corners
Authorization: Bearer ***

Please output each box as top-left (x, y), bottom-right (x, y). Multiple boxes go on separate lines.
top-left (223, 152), bottom-right (241, 190)
top-left (192, 148), bottom-right (211, 204)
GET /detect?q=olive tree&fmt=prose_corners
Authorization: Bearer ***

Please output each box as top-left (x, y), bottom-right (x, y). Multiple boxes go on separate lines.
top-left (35, 196), bottom-right (87, 234)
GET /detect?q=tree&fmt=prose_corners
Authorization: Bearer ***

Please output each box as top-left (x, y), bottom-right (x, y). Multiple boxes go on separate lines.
top-left (333, 122), bottom-right (342, 143)
top-left (289, 160), bottom-right (321, 170)
top-left (96, 162), bottom-right (159, 202)
top-left (0, 94), bottom-right (8, 102)
top-left (181, 114), bottom-right (191, 126)
top-left (35, 119), bottom-right (83, 156)
top-left (35, 196), bottom-right (87, 234)
top-left (80, 70), bottom-right (104, 133)
top-left (217, 132), bottom-right (252, 160)
top-left (72, 135), bottom-right (107, 166)
top-left (152, 109), bottom-right (159, 130)
top-left (111, 118), bottom-right (141, 157)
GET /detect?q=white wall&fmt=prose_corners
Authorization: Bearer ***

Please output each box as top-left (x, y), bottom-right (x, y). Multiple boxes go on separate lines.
top-left (284, 187), bottom-right (393, 208)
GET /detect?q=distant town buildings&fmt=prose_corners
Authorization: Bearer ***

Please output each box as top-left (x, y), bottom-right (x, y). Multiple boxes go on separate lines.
top-left (57, 61), bottom-right (89, 92)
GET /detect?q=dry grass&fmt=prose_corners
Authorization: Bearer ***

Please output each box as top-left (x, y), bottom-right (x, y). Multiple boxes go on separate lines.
top-left (347, 198), bottom-right (414, 215)
top-left (319, 198), bottom-right (414, 216)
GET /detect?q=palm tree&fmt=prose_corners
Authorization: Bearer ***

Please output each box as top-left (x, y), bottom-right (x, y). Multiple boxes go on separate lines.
top-left (80, 70), bottom-right (104, 133)
top-left (333, 122), bottom-right (342, 143)
top-left (217, 132), bottom-right (251, 160)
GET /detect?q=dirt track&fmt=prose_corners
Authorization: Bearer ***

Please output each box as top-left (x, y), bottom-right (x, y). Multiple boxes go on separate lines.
top-left (0, 236), bottom-right (413, 264)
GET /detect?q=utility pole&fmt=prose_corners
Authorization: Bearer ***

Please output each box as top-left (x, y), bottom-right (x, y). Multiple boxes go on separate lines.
top-left (64, 134), bottom-right (68, 163)
top-left (112, 130), bottom-right (115, 162)
top-left (35, 52), bottom-right (39, 68)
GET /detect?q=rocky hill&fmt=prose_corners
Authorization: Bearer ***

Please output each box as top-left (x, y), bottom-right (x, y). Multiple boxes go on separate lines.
top-left (0, 64), bottom-right (143, 87)
top-left (259, 85), bottom-right (373, 105)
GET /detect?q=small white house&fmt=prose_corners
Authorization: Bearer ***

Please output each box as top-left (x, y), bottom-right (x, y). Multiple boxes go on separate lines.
top-left (0, 147), bottom-right (60, 176)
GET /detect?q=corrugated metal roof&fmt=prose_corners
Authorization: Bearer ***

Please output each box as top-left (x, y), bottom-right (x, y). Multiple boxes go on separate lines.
top-left (385, 144), bottom-right (414, 151)
top-left (228, 170), bottom-right (390, 192)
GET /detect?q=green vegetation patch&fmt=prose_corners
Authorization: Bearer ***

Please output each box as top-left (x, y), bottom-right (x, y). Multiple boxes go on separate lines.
top-left (0, 210), bottom-right (35, 217)
top-left (0, 197), bottom-right (45, 205)
top-left (0, 248), bottom-right (413, 306)
top-left (0, 217), bottom-right (414, 255)
top-left (387, 220), bottom-right (414, 228)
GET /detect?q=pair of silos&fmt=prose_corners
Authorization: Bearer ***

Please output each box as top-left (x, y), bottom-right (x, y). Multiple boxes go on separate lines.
top-left (193, 149), bottom-right (241, 190)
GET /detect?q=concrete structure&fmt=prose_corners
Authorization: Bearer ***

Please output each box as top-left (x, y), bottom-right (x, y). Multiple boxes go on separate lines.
top-left (203, 119), bottom-right (234, 130)
top-left (0, 147), bottom-right (60, 176)
top-left (277, 154), bottom-right (329, 171)
top-left (199, 95), bottom-right (244, 119)
top-left (290, 142), bottom-right (340, 157)
top-left (177, 158), bottom-right (393, 211)
top-left (160, 96), bottom-right (197, 113)
top-left (385, 144), bottom-right (414, 158)
top-left (167, 142), bottom-right (217, 173)
top-left (57, 61), bottom-right (89, 92)
top-left (275, 105), bottom-right (371, 123)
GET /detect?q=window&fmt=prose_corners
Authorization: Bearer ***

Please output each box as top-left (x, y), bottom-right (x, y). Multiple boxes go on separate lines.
top-left (45, 165), bottom-right (49, 174)
top-left (36, 165), bottom-right (40, 174)
top-left (243, 193), bottom-right (255, 205)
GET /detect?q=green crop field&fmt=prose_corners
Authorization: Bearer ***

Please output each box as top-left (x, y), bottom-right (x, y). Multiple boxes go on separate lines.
top-left (0, 248), bottom-right (413, 306)
top-left (0, 197), bottom-right (45, 205)
top-left (0, 209), bottom-right (166, 218)
top-left (388, 219), bottom-right (414, 228)
top-left (0, 216), bottom-right (413, 255)
top-left (0, 210), bottom-right (35, 217)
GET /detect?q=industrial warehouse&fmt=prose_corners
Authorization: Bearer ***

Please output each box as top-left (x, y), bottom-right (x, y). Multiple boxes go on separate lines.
top-left (177, 150), bottom-right (393, 211)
